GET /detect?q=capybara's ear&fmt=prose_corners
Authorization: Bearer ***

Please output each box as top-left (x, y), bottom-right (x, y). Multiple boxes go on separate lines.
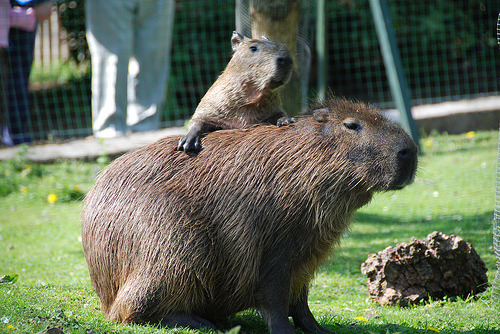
top-left (260, 35), bottom-right (270, 41)
top-left (231, 32), bottom-right (245, 51)
top-left (313, 108), bottom-right (330, 122)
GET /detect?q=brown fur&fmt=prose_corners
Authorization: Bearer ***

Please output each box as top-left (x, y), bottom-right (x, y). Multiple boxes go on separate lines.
top-left (82, 98), bottom-right (418, 333)
top-left (177, 32), bottom-right (293, 152)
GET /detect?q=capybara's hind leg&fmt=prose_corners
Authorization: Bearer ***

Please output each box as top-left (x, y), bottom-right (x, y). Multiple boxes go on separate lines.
top-left (158, 312), bottom-right (218, 331)
top-left (107, 283), bottom-right (218, 330)
top-left (107, 281), bottom-right (159, 324)
top-left (106, 288), bottom-right (142, 324)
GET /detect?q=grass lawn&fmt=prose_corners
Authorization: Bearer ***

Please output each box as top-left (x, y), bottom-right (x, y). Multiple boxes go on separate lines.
top-left (0, 130), bottom-right (499, 333)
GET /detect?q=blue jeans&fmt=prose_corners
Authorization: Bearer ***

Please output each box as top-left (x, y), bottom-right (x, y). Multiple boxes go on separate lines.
top-left (7, 27), bottom-right (36, 144)
top-left (86, 0), bottom-right (175, 137)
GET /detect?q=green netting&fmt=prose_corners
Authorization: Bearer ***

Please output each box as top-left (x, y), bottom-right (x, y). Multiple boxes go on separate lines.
top-left (1, 0), bottom-right (498, 145)
top-left (326, 0), bottom-right (499, 106)
top-left (164, 0), bottom-right (235, 124)
top-left (494, 123), bottom-right (500, 304)
top-left (493, 10), bottom-right (500, 306)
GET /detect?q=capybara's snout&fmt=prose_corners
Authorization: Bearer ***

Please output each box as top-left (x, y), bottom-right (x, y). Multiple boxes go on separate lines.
top-left (390, 138), bottom-right (418, 190)
top-left (276, 53), bottom-right (292, 72)
top-left (270, 51), bottom-right (293, 88)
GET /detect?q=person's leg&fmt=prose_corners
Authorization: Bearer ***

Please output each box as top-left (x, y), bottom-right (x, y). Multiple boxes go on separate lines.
top-left (127, 0), bottom-right (175, 132)
top-left (86, 0), bottom-right (134, 137)
top-left (0, 47), bottom-right (11, 145)
top-left (7, 28), bottom-right (35, 144)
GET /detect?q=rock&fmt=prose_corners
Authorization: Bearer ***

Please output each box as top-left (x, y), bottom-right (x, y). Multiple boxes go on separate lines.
top-left (360, 231), bottom-right (488, 306)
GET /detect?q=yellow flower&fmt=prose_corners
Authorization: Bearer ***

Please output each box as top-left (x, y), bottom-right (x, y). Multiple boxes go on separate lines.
top-left (6, 325), bottom-right (15, 330)
top-left (20, 185), bottom-right (29, 193)
top-left (466, 131), bottom-right (475, 139)
top-left (423, 139), bottom-right (433, 147)
top-left (427, 327), bottom-right (440, 332)
top-left (74, 185), bottom-right (80, 192)
top-left (47, 193), bottom-right (58, 204)
top-left (354, 316), bottom-right (368, 322)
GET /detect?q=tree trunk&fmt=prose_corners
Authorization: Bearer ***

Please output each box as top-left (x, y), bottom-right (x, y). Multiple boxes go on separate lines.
top-left (250, 0), bottom-right (302, 116)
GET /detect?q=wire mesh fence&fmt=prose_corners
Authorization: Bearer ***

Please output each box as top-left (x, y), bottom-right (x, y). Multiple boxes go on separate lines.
top-left (327, 0), bottom-right (499, 106)
top-left (494, 125), bottom-right (500, 304)
top-left (0, 0), bottom-right (499, 145)
top-left (493, 10), bottom-right (500, 306)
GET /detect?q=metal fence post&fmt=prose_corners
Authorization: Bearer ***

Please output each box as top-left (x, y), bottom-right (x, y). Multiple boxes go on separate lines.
top-left (316, 0), bottom-right (326, 102)
top-left (368, 0), bottom-right (420, 149)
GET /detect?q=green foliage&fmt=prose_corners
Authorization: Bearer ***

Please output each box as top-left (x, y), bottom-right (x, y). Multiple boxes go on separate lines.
top-left (0, 152), bottom-right (95, 203)
top-left (30, 61), bottom-right (89, 88)
top-left (0, 131), bottom-right (498, 333)
top-left (0, 145), bottom-right (45, 197)
top-left (220, 326), bottom-right (241, 334)
top-left (0, 274), bottom-right (18, 285)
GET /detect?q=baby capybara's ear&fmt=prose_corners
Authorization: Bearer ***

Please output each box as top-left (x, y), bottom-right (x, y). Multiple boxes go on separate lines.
top-left (312, 108), bottom-right (330, 122)
top-left (231, 31), bottom-right (245, 51)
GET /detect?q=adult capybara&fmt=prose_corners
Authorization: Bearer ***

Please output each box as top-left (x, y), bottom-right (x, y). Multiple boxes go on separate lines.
top-left (177, 32), bottom-right (294, 152)
top-left (82, 98), bottom-right (418, 333)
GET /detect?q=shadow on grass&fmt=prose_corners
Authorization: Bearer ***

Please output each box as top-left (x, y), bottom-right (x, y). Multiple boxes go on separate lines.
top-left (218, 312), bottom-right (498, 334)
top-left (318, 210), bottom-right (495, 275)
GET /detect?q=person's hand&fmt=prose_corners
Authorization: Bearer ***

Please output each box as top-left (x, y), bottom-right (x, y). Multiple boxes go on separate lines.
top-left (33, 1), bottom-right (53, 22)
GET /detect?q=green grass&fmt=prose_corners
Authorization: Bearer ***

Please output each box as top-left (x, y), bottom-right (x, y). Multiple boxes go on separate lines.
top-left (0, 131), bottom-right (499, 333)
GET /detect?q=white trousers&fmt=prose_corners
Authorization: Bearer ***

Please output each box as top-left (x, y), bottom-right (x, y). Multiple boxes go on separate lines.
top-left (86, 0), bottom-right (174, 137)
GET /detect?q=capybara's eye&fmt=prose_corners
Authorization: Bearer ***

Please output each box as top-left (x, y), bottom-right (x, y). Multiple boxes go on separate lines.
top-left (343, 118), bottom-right (362, 131)
top-left (249, 45), bottom-right (258, 52)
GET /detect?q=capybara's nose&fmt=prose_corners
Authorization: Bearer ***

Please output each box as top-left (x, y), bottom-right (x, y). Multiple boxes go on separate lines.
top-left (397, 148), bottom-right (411, 160)
top-left (397, 144), bottom-right (417, 164)
top-left (277, 55), bottom-right (292, 70)
top-left (394, 143), bottom-right (418, 188)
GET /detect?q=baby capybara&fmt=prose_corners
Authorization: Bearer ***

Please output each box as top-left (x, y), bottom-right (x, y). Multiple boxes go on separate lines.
top-left (177, 32), bottom-right (294, 152)
top-left (82, 98), bottom-right (418, 334)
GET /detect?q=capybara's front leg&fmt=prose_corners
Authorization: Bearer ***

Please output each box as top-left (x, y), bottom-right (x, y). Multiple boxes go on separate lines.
top-left (177, 123), bottom-right (203, 152)
top-left (177, 120), bottom-right (221, 153)
top-left (255, 272), bottom-right (295, 334)
top-left (258, 108), bottom-right (295, 127)
top-left (290, 287), bottom-right (333, 334)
